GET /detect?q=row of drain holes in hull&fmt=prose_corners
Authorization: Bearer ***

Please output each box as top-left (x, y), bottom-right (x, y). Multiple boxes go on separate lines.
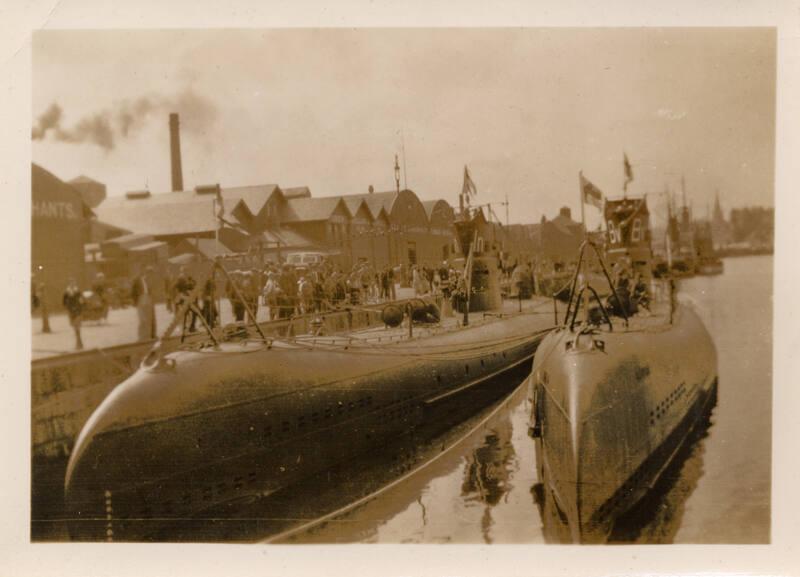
top-left (196, 393), bottom-right (419, 451)
top-left (136, 397), bottom-right (421, 519)
top-left (195, 354), bottom-right (505, 452)
top-left (438, 352), bottom-right (507, 383)
top-left (597, 390), bottom-right (696, 521)
top-left (649, 382), bottom-right (687, 426)
top-left (139, 359), bottom-right (508, 519)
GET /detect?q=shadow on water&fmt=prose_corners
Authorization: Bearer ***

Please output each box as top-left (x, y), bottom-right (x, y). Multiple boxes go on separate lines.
top-left (532, 398), bottom-right (717, 544)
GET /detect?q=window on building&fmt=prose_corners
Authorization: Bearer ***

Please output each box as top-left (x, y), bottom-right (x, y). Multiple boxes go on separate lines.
top-left (631, 218), bottom-right (642, 242)
top-left (407, 241), bottom-right (417, 265)
top-left (607, 220), bottom-right (619, 244)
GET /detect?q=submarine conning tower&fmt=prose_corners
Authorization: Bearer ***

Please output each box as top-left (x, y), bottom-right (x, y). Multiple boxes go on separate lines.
top-left (453, 209), bottom-right (502, 312)
top-left (603, 196), bottom-right (653, 279)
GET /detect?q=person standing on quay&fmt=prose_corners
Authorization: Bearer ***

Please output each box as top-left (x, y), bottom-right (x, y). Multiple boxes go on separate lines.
top-left (226, 271), bottom-right (246, 323)
top-left (62, 278), bottom-right (84, 350)
top-left (201, 272), bottom-right (218, 328)
top-left (131, 266), bottom-right (157, 341)
top-left (262, 271), bottom-right (281, 320)
top-left (174, 267), bottom-right (198, 331)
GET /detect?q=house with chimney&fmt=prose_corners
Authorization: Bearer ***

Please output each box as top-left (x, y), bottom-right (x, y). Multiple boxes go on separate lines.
top-left (506, 206), bottom-right (584, 270)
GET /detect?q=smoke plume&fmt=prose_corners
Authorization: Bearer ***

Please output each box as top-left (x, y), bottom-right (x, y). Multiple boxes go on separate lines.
top-left (32, 89), bottom-right (218, 151)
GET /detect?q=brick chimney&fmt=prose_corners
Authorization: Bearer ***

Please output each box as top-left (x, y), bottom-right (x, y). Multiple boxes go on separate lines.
top-left (169, 113), bottom-right (184, 192)
top-left (559, 206), bottom-right (572, 220)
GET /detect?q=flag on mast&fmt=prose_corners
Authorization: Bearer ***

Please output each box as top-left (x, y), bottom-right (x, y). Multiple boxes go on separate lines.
top-left (580, 173), bottom-right (604, 210)
top-left (462, 165), bottom-right (477, 199)
top-left (623, 153), bottom-right (634, 191)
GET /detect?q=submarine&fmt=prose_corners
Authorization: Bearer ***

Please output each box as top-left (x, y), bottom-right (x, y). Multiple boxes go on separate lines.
top-left (528, 194), bottom-right (718, 543)
top-left (64, 212), bottom-right (559, 542)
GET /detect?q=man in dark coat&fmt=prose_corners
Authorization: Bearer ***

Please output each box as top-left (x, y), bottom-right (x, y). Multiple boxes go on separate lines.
top-left (173, 266), bottom-right (197, 332)
top-left (62, 278), bottom-right (84, 350)
top-left (131, 266), bottom-right (157, 340)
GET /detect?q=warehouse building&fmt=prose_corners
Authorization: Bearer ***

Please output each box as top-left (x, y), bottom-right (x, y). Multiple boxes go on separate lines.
top-left (31, 164), bottom-right (93, 309)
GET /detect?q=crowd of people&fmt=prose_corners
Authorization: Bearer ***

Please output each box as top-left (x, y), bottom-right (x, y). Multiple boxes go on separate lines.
top-left (164, 260), bottom-right (410, 335)
top-left (36, 255), bottom-right (561, 351)
top-left (607, 261), bottom-right (650, 317)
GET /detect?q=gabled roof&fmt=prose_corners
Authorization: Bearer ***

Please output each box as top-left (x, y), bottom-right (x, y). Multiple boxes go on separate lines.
top-left (340, 190), bottom-right (399, 220)
top-left (421, 200), bottom-right (440, 219)
top-left (32, 163), bottom-right (95, 218)
top-left (224, 185), bottom-right (282, 217)
top-left (342, 197), bottom-right (375, 221)
top-left (421, 199), bottom-right (455, 224)
top-left (282, 196), bottom-right (352, 223)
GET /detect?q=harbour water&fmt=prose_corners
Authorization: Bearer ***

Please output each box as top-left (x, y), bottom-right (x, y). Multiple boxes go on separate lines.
top-left (283, 255), bottom-right (772, 544)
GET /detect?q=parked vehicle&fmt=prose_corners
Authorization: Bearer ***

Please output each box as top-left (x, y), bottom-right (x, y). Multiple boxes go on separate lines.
top-left (286, 252), bottom-right (327, 267)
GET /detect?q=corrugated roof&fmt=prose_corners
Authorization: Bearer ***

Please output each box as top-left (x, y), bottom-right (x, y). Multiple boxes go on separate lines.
top-left (282, 196), bottom-right (351, 222)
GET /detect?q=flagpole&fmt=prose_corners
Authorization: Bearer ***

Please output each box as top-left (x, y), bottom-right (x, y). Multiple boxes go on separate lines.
top-left (213, 197), bottom-right (220, 254)
top-left (579, 171), bottom-right (586, 240)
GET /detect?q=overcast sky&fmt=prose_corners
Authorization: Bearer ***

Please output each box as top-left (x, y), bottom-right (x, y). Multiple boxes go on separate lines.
top-left (32, 28), bottom-right (775, 227)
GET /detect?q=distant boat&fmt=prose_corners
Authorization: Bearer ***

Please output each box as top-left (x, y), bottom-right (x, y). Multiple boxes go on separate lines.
top-left (694, 220), bottom-right (724, 276)
top-left (527, 195), bottom-right (718, 543)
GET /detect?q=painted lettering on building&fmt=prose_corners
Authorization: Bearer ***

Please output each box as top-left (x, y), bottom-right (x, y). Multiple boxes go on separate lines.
top-left (33, 201), bottom-right (79, 220)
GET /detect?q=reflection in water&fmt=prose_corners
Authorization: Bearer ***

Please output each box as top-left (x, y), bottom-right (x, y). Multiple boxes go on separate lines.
top-left (280, 257), bottom-right (770, 544)
top-left (460, 418), bottom-right (516, 543)
top-left (131, 256), bottom-right (769, 544)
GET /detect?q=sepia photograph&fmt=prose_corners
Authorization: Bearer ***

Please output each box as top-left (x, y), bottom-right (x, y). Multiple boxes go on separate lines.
top-left (27, 26), bottom-right (776, 547)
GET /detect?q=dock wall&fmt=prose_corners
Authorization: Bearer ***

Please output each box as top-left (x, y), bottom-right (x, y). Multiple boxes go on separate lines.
top-left (31, 306), bottom-right (384, 536)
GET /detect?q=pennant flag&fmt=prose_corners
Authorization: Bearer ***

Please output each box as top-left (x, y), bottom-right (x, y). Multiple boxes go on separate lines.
top-left (580, 173), bottom-right (604, 210)
top-left (462, 165), bottom-right (477, 198)
top-left (624, 153), bottom-right (634, 189)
